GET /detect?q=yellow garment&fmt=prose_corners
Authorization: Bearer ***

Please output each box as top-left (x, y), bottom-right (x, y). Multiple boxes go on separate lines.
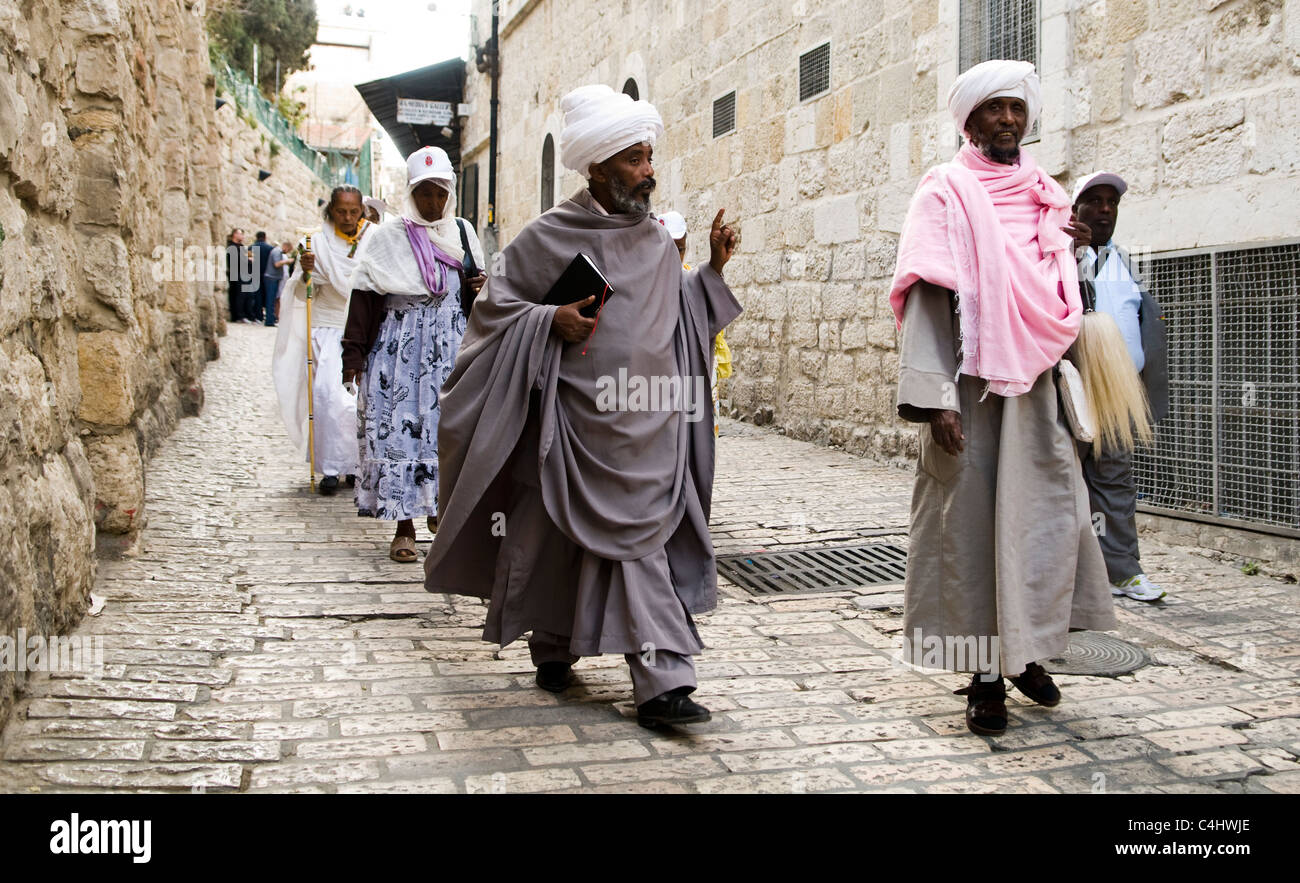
top-left (335, 218), bottom-right (369, 256)
top-left (714, 330), bottom-right (733, 380)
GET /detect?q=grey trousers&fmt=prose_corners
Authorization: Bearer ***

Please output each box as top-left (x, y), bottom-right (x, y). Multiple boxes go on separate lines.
top-left (1081, 443), bottom-right (1142, 583)
top-left (529, 631), bottom-right (697, 707)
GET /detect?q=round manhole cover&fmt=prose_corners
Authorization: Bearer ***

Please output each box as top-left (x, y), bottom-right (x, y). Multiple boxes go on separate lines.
top-left (1043, 632), bottom-right (1148, 677)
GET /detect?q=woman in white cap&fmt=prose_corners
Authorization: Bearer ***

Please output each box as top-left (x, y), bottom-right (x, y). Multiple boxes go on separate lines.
top-left (342, 146), bottom-right (487, 562)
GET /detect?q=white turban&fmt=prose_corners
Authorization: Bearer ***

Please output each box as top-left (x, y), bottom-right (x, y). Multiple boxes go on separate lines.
top-left (559, 83), bottom-right (664, 177)
top-left (947, 59), bottom-right (1041, 140)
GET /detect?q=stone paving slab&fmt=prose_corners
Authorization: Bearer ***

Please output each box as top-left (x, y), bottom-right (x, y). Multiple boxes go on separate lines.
top-left (1, 323), bottom-right (1298, 794)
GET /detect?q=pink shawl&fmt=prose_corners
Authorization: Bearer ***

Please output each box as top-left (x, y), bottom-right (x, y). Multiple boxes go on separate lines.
top-left (889, 143), bottom-right (1081, 397)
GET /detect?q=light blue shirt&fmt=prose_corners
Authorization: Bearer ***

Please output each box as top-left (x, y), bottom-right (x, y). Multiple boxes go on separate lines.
top-left (1083, 241), bottom-right (1144, 373)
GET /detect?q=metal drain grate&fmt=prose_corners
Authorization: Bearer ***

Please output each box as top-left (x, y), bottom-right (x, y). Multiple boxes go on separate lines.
top-left (1044, 632), bottom-right (1149, 677)
top-left (717, 543), bottom-right (908, 596)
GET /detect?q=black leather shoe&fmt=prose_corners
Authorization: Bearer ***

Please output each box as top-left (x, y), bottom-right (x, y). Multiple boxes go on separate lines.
top-left (954, 674), bottom-right (1007, 735)
top-left (345, 474), bottom-right (356, 488)
top-left (319, 475), bottom-right (339, 496)
top-left (535, 662), bottom-right (572, 693)
top-left (1009, 661), bottom-right (1061, 707)
top-left (637, 688), bottom-right (711, 728)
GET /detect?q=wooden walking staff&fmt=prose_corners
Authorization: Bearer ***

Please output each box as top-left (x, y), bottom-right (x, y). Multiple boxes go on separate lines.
top-left (302, 234), bottom-right (317, 493)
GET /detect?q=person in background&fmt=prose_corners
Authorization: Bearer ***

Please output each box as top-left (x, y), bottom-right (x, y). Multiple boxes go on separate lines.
top-left (343, 147), bottom-right (486, 563)
top-left (363, 196), bottom-right (387, 225)
top-left (1073, 171), bottom-right (1169, 602)
top-left (249, 232), bottom-right (275, 324)
top-left (272, 186), bottom-right (371, 495)
top-left (225, 228), bottom-right (253, 324)
top-left (659, 210), bottom-right (733, 438)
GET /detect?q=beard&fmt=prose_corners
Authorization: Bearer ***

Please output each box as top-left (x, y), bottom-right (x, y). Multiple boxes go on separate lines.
top-left (980, 134), bottom-right (1021, 165)
top-left (608, 174), bottom-right (655, 217)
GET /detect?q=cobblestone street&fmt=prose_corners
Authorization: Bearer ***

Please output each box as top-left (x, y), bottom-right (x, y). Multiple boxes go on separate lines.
top-left (1, 323), bottom-right (1298, 794)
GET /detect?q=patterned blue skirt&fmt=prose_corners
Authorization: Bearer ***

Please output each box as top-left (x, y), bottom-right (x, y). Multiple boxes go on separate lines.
top-left (355, 289), bottom-right (467, 520)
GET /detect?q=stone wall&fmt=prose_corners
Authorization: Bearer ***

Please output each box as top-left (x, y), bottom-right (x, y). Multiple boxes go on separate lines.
top-left (0, 0), bottom-right (324, 726)
top-left (461, 0), bottom-right (1300, 461)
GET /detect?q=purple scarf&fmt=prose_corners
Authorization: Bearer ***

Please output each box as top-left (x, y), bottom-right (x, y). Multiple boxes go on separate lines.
top-left (403, 218), bottom-right (463, 296)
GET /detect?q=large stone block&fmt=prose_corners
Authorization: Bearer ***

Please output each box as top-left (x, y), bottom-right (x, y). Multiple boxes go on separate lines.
top-left (1161, 99), bottom-right (1246, 188)
top-left (72, 139), bottom-right (124, 226)
top-left (74, 39), bottom-right (126, 97)
top-left (1246, 87), bottom-right (1300, 174)
top-left (62, 0), bottom-right (125, 36)
top-left (1106, 0), bottom-right (1148, 42)
top-left (76, 330), bottom-right (137, 426)
top-left (0, 343), bottom-right (55, 464)
top-left (1095, 122), bottom-right (1162, 195)
top-left (1209, 0), bottom-right (1286, 92)
top-left (1132, 21), bottom-right (1208, 108)
top-left (81, 233), bottom-right (134, 328)
top-left (84, 429), bottom-right (143, 536)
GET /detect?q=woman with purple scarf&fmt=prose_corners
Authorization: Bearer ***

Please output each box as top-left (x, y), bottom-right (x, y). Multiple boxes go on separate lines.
top-left (342, 147), bottom-right (487, 562)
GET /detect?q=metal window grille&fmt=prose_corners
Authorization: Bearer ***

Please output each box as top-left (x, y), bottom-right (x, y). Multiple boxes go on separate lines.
top-left (1133, 241), bottom-right (1300, 536)
top-left (799, 42), bottom-right (831, 102)
top-left (540, 134), bottom-right (555, 213)
top-left (958, 0), bottom-right (1040, 141)
top-left (713, 91), bottom-right (736, 138)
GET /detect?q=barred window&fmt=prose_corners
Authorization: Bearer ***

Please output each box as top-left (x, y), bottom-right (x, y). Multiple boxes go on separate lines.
top-left (1133, 241), bottom-right (1300, 535)
top-left (958, 0), bottom-right (1040, 140)
top-left (713, 91), bottom-right (736, 138)
top-left (799, 42), bottom-right (831, 102)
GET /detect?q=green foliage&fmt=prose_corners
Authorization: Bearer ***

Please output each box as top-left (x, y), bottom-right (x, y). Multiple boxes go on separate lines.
top-left (1242, 561), bottom-right (1261, 576)
top-left (0, 220), bottom-right (5, 244)
top-left (275, 93), bottom-right (309, 131)
top-left (206, 0), bottom-right (317, 99)
top-left (269, 140), bottom-right (281, 159)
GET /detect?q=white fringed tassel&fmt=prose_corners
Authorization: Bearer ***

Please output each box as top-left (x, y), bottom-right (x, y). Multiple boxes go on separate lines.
top-left (1073, 310), bottom-right (1153, 453)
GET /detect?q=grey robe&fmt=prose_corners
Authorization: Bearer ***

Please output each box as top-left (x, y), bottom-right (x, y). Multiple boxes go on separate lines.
top-left (896, 281), bottom-right (1116, 677)
top-left (424, 190), bottom-right (742, 653)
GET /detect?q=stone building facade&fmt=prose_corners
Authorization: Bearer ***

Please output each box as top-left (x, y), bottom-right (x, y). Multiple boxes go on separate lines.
top-left (0, 0), bottom-right (323, 724)
top-left (459, 0), bottom-right (1300, 461)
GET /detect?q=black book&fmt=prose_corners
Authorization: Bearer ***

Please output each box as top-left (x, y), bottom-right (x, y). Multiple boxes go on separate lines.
top-left (541, 253), bottom-right (615, 319)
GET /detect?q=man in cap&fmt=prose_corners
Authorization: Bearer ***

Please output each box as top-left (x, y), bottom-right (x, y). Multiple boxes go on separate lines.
top-left (362, 196), bottom-right (387, 225)
top-left (1072, 172), bottom-right (1168, 602)
top-left (425, 84), bottom-right (741, 728)
top-left (887, 60), bottom-right (1115, 735)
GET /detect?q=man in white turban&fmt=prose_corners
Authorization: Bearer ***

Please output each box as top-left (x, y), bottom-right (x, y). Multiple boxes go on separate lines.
top-left (886, 60), bottom-right (1114, 736)
top-left (425, 84), bottom-right (742, 729)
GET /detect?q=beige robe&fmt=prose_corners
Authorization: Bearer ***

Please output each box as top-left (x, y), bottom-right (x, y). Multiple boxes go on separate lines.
top-left (896, 281), bottom-right (1116, 677)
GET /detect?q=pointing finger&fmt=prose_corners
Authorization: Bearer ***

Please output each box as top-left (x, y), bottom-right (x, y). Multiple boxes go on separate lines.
top-left (712, 209), bottom-right (726, 231)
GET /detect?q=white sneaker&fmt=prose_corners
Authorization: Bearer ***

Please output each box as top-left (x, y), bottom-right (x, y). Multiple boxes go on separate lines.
top-left (1111, 573), bottom-right (1166, 602)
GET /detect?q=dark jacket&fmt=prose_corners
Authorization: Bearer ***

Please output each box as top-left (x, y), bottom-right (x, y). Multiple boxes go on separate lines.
top-left (251, 240), bottom-right (276, 283)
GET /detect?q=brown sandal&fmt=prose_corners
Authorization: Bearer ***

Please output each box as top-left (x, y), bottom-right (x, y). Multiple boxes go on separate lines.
top-left (427, 517), bottom-right (437, 535)
top-left (389, 534), bottom-right (418, 563)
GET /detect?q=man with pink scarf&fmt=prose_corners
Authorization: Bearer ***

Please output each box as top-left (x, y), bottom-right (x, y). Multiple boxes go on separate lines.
top-left (888, 60), bottom-right (1115, 736)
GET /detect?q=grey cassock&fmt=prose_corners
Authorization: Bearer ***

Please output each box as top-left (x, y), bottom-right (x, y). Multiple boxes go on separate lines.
top-left (896, 281), bottom-right (1116, 677)
top-left (424, 190), bottom-right (742, 704)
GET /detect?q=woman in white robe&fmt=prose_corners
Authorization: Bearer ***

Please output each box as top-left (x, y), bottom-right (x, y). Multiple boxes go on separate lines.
top-left (271, 186), bottom-right (371, 494)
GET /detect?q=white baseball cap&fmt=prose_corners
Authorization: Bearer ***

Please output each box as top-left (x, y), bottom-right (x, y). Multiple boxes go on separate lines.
top-left (406, 146), bottom-right (454, 192)
top-left (1072, 171), bottom-right (1128, 205)
top-left (656, 210), bottom-right (687, 239)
